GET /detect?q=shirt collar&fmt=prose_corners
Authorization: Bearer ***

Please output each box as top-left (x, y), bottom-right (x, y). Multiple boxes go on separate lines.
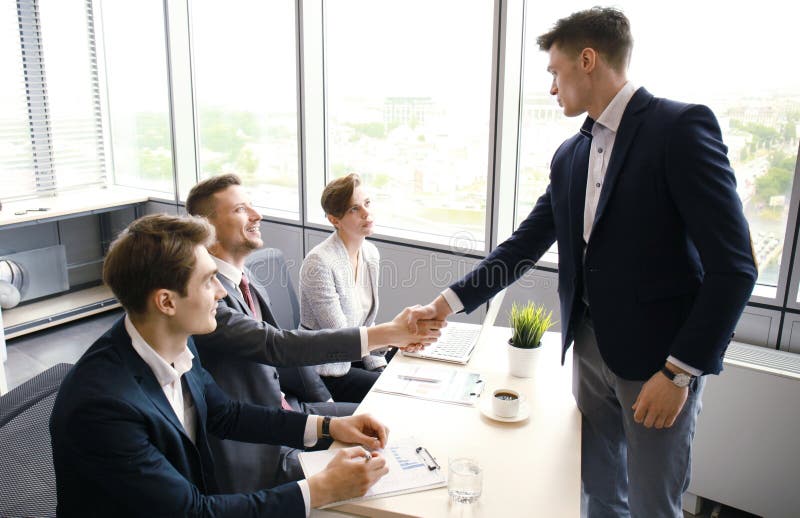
top-left (125, 314), bottom-right (194, 388)
top-left (212, 256), bottom-right (243, 286)
top-left (594, 82), bottom-right (638, 134)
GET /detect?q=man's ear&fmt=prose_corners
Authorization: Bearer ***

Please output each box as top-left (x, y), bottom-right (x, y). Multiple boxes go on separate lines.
top-left (326, 214), bottom-right (340, 228)
top-left (580, 48), bottom-right (598, 73)
top-left (152, 288), bottom-right (178, 316)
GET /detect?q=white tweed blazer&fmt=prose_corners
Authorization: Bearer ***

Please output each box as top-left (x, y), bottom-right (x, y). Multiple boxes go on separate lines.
top-left (299, 232), bottom-right (384, 376)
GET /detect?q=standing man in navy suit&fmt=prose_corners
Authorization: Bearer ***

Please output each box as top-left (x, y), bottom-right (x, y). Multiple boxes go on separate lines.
top-left (410, 7), bottom-right (757, 517)
top-left (50, 214), bottom-right (391, 517)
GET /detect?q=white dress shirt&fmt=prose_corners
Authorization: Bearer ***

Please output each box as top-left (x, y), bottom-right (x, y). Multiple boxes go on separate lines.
top-left (126, 313), bottom-right (323, 516)
top-left (583, 81), bottom-right (637, 244)
top-left (442, 82), bottom-right (701, 376)
top-left (126, 315), bottom-right (197, 443)
top-left (354, 253), bottom-right (373, 327)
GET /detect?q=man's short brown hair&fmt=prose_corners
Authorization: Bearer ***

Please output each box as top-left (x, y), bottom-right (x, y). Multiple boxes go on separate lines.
top-left (321, 173), bottom-right (362, 218)
top-left (536, 7), bottom-right (633, 73)
top-left (185, 173), bottom-right (242, 217)
top-left (103, 214), bottom-right (214, 314)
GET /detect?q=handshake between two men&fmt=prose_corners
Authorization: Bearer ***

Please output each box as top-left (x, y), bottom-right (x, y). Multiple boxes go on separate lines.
top-left (312, 299), bottom-right (453, 506)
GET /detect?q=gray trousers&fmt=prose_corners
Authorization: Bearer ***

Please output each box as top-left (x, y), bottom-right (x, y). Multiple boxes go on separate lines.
top-left (573, 317), bottom-right (705, 518)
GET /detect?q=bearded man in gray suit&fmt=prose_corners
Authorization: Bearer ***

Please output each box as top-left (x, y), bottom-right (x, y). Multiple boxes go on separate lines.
top-left (187, 173), bottom-right (440, 493)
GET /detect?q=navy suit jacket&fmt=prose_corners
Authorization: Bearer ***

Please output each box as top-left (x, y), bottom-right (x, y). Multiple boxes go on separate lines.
top-left (194, 271), bottom-right (347, 493)
top-left (452, 88), bottom-right (757, 379)
top-left (50, 318), bottom-right (308, 517)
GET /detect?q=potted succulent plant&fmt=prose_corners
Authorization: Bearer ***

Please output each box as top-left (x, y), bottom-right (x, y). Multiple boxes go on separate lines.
top-left (507, 301), bottom-right (555, 377)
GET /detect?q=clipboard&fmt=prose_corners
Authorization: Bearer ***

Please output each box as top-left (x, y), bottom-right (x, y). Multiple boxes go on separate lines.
top-left (298, 436), bottom-right (446, 507)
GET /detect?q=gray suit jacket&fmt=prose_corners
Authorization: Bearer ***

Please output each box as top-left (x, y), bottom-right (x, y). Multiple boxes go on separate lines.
top-left (192, 269), bottom-right (362, 493)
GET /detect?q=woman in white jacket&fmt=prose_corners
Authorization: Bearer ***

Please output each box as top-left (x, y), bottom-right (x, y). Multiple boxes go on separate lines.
top-left (299, 173), bottom-right (388, 403)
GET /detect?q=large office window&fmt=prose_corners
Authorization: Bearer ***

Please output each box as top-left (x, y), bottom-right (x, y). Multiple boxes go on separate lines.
top-left (0, 1), bottom-right (35, 198)
top-left (517, 2), bottom-right (800, 295)
top-left (99, 0), bottom-right (174, 195)
top-left (2, 0), bottom-right (106, 199)
top-left (324, 0), bottom-right (494, 250)
top-left (38, 0), bottom-right (105, 191)
top-left (190, 0), bottom-right (300, 218)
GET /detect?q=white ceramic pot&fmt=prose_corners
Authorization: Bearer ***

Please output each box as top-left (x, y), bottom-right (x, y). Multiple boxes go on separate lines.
top-left (507, 339), bottom-right (539, 378)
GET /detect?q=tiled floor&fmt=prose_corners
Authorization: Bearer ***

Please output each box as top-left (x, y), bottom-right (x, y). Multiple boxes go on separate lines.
top-left (4, 309), bottom-right (124, 390)
top-left (2, 311), bottom-right (762, 517)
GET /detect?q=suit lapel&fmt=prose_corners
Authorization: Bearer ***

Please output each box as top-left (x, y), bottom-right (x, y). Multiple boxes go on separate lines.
top-left (591, 88), bottom-right (652, 235)
top-left (250, 281), bottom-right (278, 327)
top-left (569, 118), bottom-right (593, 267)
top-left (112, 322), bottom-right (191, 438)
top-left (217, 273), bottom-right (252, 317)
top-left (241, 265), bottom-right (279, 326)
top-left (183, 366), bottom-right (207, 433)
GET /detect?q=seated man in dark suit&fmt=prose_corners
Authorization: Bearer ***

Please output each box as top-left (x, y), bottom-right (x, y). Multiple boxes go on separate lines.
top-left (186, 173), bottom-right (441, 493)
top-left (50, 214), bottom-right (391, 517)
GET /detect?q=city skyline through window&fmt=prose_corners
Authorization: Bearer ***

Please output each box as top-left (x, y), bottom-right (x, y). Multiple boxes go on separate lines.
top-left (324, 0), bottom-right (494, 250)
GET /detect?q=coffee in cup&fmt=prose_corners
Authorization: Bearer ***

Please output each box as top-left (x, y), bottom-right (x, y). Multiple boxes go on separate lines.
top-left (492, 388), bottom-right (521, 417)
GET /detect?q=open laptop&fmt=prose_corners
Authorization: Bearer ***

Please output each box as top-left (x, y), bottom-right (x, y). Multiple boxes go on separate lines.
top-left (403, 289), bottom-right (507, 365)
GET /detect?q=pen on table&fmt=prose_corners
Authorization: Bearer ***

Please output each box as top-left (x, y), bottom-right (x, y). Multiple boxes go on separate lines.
top-left (397, 375), bottom-right (440, 383)
top-left (14, 207), bottom-right (50, 215)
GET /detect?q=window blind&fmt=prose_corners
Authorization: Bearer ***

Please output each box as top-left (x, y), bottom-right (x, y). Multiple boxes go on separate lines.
top-left (0, 1), bottom-right (36, 199)
top-left (1, 0), bottom-right (106, 201)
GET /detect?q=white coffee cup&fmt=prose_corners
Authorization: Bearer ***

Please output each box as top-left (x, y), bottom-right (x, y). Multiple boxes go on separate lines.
top-left (492, 388), bottom-right (521, 418)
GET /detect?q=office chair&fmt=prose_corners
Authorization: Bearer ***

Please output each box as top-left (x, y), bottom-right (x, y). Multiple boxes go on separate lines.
top-left (245, 247), bottom-right (301, 330)
top-left (245, 248), bottom-right (330, 403)
top-left (0, 362), bottom-right (72, 518)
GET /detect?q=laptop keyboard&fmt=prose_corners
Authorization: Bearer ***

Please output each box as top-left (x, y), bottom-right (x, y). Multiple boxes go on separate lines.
top-left (408, 323), bottom-right (481, 363)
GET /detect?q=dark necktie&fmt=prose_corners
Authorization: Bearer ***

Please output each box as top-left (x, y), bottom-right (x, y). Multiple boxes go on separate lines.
top-left (239, 273), bottom-right (258, 315)
top-left (240, 272), bottom-right (293, 411)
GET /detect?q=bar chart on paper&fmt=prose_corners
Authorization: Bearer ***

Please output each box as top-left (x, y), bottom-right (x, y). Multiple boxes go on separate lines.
top-left (299, 437), bottom-right (446, 506)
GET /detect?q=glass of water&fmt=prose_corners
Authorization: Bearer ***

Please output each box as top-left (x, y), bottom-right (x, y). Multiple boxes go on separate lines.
top-left (448, 457), bottom-right (482, 503)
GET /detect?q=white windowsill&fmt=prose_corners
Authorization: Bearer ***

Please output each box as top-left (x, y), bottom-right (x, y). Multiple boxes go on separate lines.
top-left (0, 186), bottom-right (157, 228)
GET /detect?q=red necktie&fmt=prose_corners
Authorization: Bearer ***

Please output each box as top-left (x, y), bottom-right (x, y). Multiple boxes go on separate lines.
top-left (238, 273), bottom-right (257, 315)
top-left (240, 273), bottom-right (293, 411)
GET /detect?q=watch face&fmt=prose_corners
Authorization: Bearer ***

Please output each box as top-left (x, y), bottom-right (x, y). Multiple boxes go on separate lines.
top-left (674, 373), bottom-right (692, 387)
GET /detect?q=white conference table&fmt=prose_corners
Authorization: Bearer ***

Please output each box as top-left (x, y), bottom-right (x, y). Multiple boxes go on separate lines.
top-left (326, 327), bottom-right (581, 517)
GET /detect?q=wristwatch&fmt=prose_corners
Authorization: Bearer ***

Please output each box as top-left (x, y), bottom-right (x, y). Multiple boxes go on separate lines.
top-left (321, 416), bottom-right (332, 439)
top-left (660, 366), bottom-right (693, 388)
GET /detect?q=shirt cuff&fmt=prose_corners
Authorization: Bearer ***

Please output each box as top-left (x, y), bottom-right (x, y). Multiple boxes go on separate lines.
top-left (297, 480), bottom-right (311, 517)
top-left (359, 326), bottom-right (369, 357)
top-left (667, 355), bottom-right (703, 377)
top-left (304, 415), bottom-right (320, 448)
top-left (441, 288), bottom-right (464, 313)
top-left (361, 353), bottom-right (387, 371)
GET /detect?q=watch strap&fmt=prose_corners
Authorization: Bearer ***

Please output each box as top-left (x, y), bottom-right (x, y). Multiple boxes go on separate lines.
top-left (661, 366), bottom-right (692, 387)
top-left (660, 366), bottom-right (678, 381)
top-left (321, 416), bottom-right (332, 439)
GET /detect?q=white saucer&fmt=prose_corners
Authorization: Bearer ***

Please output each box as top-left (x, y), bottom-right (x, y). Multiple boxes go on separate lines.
top-left (479, 398), bottom-right (530, 423)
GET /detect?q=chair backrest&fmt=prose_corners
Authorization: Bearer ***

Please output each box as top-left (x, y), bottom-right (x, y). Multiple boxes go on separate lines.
top-left (0, 362), bottom-right (72, 518)
top-left (245, 247), bottom-right (301, 330)
top-left (245, 249), bottom-right (331, 402)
